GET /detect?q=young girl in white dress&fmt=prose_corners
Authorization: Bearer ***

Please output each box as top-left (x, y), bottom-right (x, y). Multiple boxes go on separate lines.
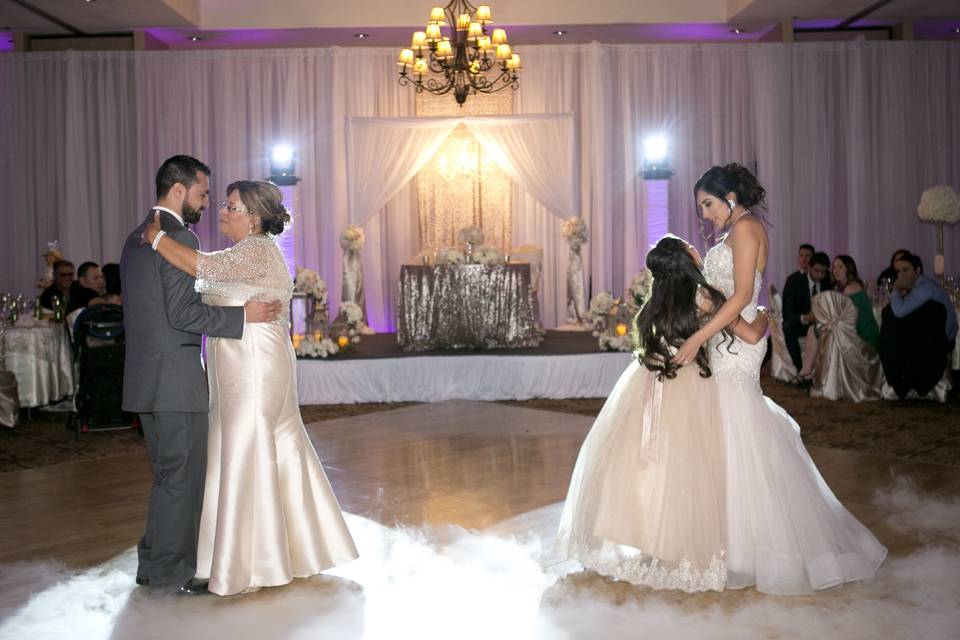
top-left (673, 164), bottom-right (886, 594)
top-left (557, 235), bottom-right (768, 592)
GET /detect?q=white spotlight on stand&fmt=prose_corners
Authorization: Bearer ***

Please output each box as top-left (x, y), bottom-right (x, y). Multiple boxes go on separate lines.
top-left (269, 144), bottom-right (299, 186)
top-left (641, 135), bottom-right (672, 180)
top-left (640, 134), bottom-right (672, 247)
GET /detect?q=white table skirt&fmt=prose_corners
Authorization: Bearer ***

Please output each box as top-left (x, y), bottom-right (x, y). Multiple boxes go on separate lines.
top-left (2, 319), bottom-right (76, 408)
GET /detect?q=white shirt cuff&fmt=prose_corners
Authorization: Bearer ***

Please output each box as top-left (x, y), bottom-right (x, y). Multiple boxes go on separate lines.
top-left (151, 230), bottom-right (167, 250)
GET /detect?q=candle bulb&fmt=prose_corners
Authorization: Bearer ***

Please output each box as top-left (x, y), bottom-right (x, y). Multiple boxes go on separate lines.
top-left (429, 6), bottom-right (446, 24)
top-left (507, 53), bottom-right (522, 70)
top-left (411, 31), bottom-right (427, 50)
top-left (495, 43), bottom-right (512, 61)
top-left (413, 58), bottom-right (429, 75)
top-left (425, 23), bottom-right (442, 42)
top-left (491, 28), bottom-right (508, 45)
top-left (457, 13), bottom-right (471, 31)
top-left (476, 5), bottom-right (492, 23)
top-left (398, 48), bottom-right (414, 67)
top-left (477, 35), bottom-right (491, 50)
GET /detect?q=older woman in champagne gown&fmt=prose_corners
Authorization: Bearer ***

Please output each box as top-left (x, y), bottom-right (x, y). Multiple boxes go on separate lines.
top-left (144, 180), bottom-right (357, 596)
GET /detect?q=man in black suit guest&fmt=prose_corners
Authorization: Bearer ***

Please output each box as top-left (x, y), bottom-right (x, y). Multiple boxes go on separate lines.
top-left (782, 250), bottom-right (832, 373)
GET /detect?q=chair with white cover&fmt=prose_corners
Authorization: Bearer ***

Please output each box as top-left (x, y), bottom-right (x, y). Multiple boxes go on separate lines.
top-left (510, 244), bottom-right (544, 327)
top-left (767, 284), bottom-right (797, 383)
top-left (809, 291), bottom-right (883, 402)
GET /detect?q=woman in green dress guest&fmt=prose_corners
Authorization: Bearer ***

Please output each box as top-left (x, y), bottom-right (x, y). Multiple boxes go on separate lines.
top-left (797, 255), bottom-right (880, 382)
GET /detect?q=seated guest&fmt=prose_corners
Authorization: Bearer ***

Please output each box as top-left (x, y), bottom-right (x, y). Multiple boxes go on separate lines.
top-left (879, 253), bottom-right (958, 399)
top-left (91, 262), bottom-right (122, 305)
top-left (876, 248), bottom-right (910, 288)
top-left (69, 261), bottom-right (104, 312)
top-left (782, 250), bottom-right (832, 374)
top-left (39, 259), bottom-right (80, 311)
top-left (797, 255), bottom-right (880, 381)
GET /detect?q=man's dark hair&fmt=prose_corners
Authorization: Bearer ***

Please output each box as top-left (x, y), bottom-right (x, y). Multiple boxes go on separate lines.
top-left (155, 155), bottom-right (211, 200)
top-left (809, 251), bottom-right (830, 268)
top-left (52, 260), bottom-right (74, 273)
top-left (799, 243), bottom-right (815, 253)
top-left (895, 252), bottom-right (923, 273)
top-left (77, 261), bottom-right (99, 279)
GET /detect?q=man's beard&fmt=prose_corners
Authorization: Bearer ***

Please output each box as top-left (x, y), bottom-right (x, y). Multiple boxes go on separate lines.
top-left (181, 201), bottom-right (203, 225)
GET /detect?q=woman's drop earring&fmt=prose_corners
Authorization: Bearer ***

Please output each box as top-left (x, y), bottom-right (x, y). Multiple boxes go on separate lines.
top-left (727, 199), bottom-right (736, 211)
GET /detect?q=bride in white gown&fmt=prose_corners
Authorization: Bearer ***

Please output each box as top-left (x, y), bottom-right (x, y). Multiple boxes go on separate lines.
top-left (673, 164), bottom-right (886, 594)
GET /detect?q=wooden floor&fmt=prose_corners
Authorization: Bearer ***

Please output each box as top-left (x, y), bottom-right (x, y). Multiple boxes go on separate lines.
top-left (2, 401), bottom-right (959, 638)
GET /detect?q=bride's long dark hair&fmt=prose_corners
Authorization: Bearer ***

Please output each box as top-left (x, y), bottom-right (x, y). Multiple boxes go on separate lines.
top-left (633, 236), bottom-right (730, 380)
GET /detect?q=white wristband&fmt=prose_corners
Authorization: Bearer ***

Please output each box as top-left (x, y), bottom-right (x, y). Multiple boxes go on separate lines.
top-left (151, 230), bottom-right (167, 251)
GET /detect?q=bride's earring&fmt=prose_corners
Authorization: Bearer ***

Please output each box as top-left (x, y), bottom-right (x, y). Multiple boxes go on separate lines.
top-left (727, 199), bottom-right (736, 211)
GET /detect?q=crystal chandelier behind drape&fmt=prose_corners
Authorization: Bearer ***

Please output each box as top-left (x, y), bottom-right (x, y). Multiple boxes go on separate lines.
top-left (397, 1), bottom-right (521, 106)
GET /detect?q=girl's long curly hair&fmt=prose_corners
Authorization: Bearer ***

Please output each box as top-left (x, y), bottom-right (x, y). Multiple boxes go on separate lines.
top-left (633, 236), bottom-right (731, 379)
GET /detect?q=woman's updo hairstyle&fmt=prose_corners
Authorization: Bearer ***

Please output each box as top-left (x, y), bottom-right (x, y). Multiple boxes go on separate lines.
top-left (226, 180), bottom-right (292, 236)
top-left (693, 163), bottom-right (767, 211)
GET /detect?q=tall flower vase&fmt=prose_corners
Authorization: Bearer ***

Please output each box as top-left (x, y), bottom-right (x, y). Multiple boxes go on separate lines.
top-left (340, 248), bottom-right (374, 335)
top-left (557, 244), bottom-right (590, 331)
top-left (934, 221), bottom-right (945, 282)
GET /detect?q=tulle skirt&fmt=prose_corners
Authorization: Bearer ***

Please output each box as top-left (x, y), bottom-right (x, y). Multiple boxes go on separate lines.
top-left (557, 361), bottom-right (727, 592)
top-left (715, 372), bottom-right (887, 595)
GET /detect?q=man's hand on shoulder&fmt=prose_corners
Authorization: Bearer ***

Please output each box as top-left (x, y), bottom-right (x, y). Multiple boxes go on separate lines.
top-left (244, 300), bottom-right (283, 323)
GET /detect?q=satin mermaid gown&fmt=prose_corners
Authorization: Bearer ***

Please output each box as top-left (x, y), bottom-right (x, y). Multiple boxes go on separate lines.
top-left (193, 234), bottom-right (358, 596)
top-left (703, 239), bottom-right (886, 595)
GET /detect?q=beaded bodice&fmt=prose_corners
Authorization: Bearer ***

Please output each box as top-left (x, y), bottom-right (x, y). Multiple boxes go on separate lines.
top-left (195, 235), bottom-right (293, 325)
top-left (703, 241), bottom-right (765, 388)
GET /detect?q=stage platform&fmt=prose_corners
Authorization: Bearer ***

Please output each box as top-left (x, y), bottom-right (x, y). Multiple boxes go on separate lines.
top-left (296, 330), bottom-right (632, 404)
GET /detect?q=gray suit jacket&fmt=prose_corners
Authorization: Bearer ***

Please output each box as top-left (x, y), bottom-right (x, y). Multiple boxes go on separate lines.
top-left (120, 210), bottom-right (244, 413)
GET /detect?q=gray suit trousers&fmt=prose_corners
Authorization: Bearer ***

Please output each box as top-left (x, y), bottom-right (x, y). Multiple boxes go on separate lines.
top-left (137, 412), bottom-right (208, 590)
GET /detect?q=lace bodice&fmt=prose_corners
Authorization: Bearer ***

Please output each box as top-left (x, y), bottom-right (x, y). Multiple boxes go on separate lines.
top-left (195, 235), bottom-right (294, 323)
top-left (703, 241), bottom-right (765, 388)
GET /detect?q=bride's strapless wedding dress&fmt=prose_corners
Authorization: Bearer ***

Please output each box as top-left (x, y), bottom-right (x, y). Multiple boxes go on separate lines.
top-left (193, 235), bottom-right (358, 596)
top-left (703, 240), bottom-right (886, 595)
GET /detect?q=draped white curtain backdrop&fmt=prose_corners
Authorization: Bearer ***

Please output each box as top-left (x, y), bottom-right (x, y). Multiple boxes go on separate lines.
top-left (346, 113), bottom-right (576, 226)
top-left (1, 42), bottom-right (958, 330)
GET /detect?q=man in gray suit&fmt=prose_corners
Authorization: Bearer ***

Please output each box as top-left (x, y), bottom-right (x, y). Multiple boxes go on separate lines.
top-left (121, 155), bottom-right (281, 594)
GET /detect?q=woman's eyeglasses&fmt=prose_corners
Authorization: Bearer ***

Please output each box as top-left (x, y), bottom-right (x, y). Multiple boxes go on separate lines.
top-left (219, 201), bottom-right (250, 214)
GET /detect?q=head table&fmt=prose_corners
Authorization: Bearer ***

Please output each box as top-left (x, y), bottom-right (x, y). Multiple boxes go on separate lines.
top-left (397, 263), bottom-right (543, 352)
top-left (1, 316), bottom-right (76, 410)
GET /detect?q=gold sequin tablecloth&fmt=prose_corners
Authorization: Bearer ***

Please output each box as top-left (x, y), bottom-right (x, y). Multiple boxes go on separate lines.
top-left (397, 264), bottom-right (543, 351)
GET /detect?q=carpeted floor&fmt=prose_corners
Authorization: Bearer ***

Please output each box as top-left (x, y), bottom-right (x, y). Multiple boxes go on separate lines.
top-left (1, 375), bottom-right (957, 472)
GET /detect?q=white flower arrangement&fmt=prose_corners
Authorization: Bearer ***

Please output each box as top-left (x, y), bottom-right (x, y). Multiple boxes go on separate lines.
top-left (917, 185), bottom-right (960, 224)
top-left (339, 225), bottom-right (366, 251)
top-left (436, 248), bottom-right (466, 265)
top-left (561, 217), bottom-right (588, 249)
top-left (625, 269), bottom-right (653, 312)
top-left (294, 267), bottom-right (328, 305)
top-left (296, 335), bottom-right (340, 359)
top-left (473, 245), bottom-right (505, 265)
top-left (458, 226), bottom-right (485, 245)
top-left (599, 334), bottom-right (633, 352)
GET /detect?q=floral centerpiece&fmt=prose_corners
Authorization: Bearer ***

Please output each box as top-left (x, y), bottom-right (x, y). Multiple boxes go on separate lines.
top-left (561, 217), bottom-right (588, 250)
top-left (917, 185), bottom-right (960, 277)
top-left (457, 226), bottom-right (485, 246)
top-left (339, 225), bottom-right (365, 251)
top-left (294, 334), bottom-right (340, 359)
top-left (436, 247), bottom-right (466, 265)
top-left (294, 266), bottom-right (329, 336)
top-left (473, 245), bottom-right (505, 265)
top-left (587, 291), bottom-right (634, 352)
top-left (625, 269), bottom-right (653, 312)
top-left (36, 240), bottom-right (63, 289)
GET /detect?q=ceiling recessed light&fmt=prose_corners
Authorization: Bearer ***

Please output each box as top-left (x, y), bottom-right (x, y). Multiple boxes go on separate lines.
top-left (553, 30), bottom-right (568, 36)
top-left (953, 27), bottom-right (960, 34)
top-left (354, 33), bottom-right (370, 39)
top-left (188, 35), bottom-right (202, 42)
top-left (731, 28), bottom-right (747, 34)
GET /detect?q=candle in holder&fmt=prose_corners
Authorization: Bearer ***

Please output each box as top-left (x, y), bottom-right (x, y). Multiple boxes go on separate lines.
top-left (615, 323), bottom-right (628, 337)
top-left (313, 330), bottom-right (323, 341)
top-left (337, 335), bottom-right (350, 349)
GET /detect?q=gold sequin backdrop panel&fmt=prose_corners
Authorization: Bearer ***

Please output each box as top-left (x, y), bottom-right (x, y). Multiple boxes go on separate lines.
top-left (415, 91), bottom-right (513, 252)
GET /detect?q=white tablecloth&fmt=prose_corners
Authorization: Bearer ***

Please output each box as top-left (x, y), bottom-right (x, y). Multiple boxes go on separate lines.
top-left (1, 319), bottom-right (76, 408)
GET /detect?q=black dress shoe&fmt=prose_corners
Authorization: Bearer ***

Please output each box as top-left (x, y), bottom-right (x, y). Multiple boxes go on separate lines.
top-left (177, 579), bottom-right (210, 596)
top-left (135, 576), bottom-right (149, 586)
